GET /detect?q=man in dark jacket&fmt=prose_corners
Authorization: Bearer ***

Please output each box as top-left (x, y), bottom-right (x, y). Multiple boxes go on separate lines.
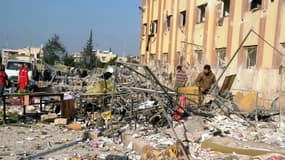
top-left (195, 64), bottom-right (216, 94)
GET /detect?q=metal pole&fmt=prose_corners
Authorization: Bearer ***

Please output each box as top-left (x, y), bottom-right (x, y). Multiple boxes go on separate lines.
top-left (210, 29), bottom-right (253, 94)
top-left (255, 91), bottom-right (259, 122)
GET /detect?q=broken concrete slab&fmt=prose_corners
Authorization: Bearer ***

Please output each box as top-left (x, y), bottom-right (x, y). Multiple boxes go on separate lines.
top-left (54, 118), bottom-right (67, 126)
top-left (41, 113), bottom-right (58, 122)
top-left (68, 122), bottom-right (82, 130)
top-left (202, 136), bottom-right (285, 156)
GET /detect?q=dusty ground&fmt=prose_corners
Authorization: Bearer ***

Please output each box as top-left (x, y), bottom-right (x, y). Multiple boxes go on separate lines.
top-left (0, 123), bottom-right (134, 160)
top-left (0, 116), bottom-right (285, 160)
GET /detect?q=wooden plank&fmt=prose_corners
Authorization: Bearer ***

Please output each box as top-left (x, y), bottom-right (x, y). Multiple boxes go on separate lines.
top-left (219, 74), bottom-right (237, 95)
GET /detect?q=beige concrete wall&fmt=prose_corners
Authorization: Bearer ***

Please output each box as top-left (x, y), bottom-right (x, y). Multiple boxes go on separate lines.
top-left (139, 0), bottom-right (285, 97)
top-left (281, 3), bottom-right (285, 43)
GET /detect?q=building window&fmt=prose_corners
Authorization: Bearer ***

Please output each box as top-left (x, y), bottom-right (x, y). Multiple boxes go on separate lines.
top-left (197, 4), bottom-right (207, 23)
top-left (221, 0), bottom-right (230, 17)
top-left (195, 50), bottom-right (203, 64)
top-left (245, 46), bottom-right (257, 69)
top-left (166, 15), bottom-right (172, 31)
top-left (281, 43), bottom-right (285, 49)
top-left (216, 48), bottom-right (226, 67)
top-left (162, 53), bottom-right (168, 63)
top-left (180, 11), bottom-right (186, 27)
top-left (143, 23), bottom-right (147, 36)
top-left (151, 20), bottom-right (158, 34)
top-left (250, 0), bottom-right (262, 11)
top-left (150, 54), bottom-right (155, 61)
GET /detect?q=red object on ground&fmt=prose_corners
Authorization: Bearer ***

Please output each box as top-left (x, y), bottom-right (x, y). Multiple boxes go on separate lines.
top-left (173, 95), bottom-right (187, 121)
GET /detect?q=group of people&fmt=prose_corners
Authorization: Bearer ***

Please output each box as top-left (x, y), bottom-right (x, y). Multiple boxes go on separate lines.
top-left (0, 63), bottom-right (29, 95)
top-left (173, 64), bottom-right (216, 121)
top-left (174, 64), bottom-right (216, 95)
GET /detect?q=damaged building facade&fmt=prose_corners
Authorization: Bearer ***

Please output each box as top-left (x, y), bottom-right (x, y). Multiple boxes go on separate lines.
top-left (140, 0), bottom-right (285, 99)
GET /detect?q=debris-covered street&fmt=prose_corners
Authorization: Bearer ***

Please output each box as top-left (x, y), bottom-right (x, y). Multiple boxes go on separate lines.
top-left (1, 0), bottom-right (285, 160)
top-left (0, 63), bottom-right (285, 160)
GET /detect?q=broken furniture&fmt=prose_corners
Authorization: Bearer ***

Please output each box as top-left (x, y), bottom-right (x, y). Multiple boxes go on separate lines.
top-left (2, 92), bottom-right (64, 123)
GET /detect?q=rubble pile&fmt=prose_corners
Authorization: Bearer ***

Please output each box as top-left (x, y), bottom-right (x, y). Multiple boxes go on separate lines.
top-left (0, 63), bottom-right (285, 160)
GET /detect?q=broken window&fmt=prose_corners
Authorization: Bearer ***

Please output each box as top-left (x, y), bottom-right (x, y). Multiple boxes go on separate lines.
top-left (143, 23), bottom-right (147, 36)
top-left (166, 15), bottom-right (172, 31)
top-left (250, 0), bottom-right (262, 11)
top-left (245, 46), bottom-right (257, 69)
top-left (150, 53), bottom-right (155, 61)
top-left (198, 4), bottom-right (207, 23)
top-left (216, 48), bottom-right (227, 67)
top-left (149, 53), bottom-right (155, 66)
top-left (150, 20), bottom-right (158, 34)
top-left (180, 11), bottom-right (186, 27)
top-left (221, 0), bottom-right (230, 17)
top-left (162, 53), bottom-right (168, 64)
top-left (195, 50), bottom-right (203, 64)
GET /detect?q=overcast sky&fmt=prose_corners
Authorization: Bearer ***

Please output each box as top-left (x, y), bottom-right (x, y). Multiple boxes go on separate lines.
top-left (0, 0), bottom-right (141, 56)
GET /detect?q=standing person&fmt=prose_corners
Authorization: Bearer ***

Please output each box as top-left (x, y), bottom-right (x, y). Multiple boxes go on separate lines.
top-left (43, 68), bottom-right (51, 81)
top-left (18, 63), bottom-right (29, 91)
top-left (0, 65), bottom-right (8, 95)
top-left (195, 64), bottom-right (216, 94)
top-left (174, 65), bottom-right (188, 90)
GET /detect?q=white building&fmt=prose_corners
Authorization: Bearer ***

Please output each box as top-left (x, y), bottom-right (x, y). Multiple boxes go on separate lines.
top-left (1, 47), bottom-right (43, 64)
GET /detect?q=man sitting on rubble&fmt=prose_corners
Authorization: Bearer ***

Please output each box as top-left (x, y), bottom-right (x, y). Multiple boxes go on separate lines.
top-left (174, 65), bottom-right (188, 91)
top-left (195, 64), bottom-right (216, 95)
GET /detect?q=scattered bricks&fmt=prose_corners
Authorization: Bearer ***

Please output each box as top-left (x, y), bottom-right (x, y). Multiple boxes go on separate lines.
top-left (41, 113), bottom-right (57, 122)
top-left (68, 123), bottom-right (82, 130)
top-left (54, 118), bottom-right (67, 126)
top-left (88, 130), bottom-right (102, 139)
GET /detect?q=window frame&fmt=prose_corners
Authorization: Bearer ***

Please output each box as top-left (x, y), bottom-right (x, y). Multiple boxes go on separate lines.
top-left (197, 3), bottom-right (207, 23)
top-left (166, 15), bottom-right (172, 31)
top-left (180, 10), bottom-right (187, 27)
top-left (143, 23), bottom-right (147, 36)
top-left (244, 46), bottom-right (257, 69)
top-left (216, 48), bottom-right (227, 67)
top-left (151, 20), bottom-right (158, 34)
top-left (162, 53), bottom-right (168, 64)
top-left (249, 0), bottom-right (262, 11)
top-left (195, 50), bottom-right (203, 64)
top-left (221, 0), bottom-right (230, 17)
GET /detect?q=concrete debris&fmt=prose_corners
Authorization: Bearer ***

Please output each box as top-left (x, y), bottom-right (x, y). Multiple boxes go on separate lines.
top-left (41, 113), bottom-right (58, 122)
top-left (54, 118), bottom-right (67, 125)
top-left (0, 63), bottom-right (285, 159)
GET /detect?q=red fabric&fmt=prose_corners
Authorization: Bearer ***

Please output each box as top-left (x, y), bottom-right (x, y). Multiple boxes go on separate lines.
top-left (173, 95), bottom-right (187, 121)
top-left (0, 71), bottom-right (7, 85)
top-left (18, 67), bottom-right (29, 89)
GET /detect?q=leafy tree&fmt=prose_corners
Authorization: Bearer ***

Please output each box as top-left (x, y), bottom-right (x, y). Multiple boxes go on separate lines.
top-left (82, 31), bottom-right (96, 69)
top-left (63, 55), bottom-right (75, 67)
top-left (43, 35), bottom-right (66, 65)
